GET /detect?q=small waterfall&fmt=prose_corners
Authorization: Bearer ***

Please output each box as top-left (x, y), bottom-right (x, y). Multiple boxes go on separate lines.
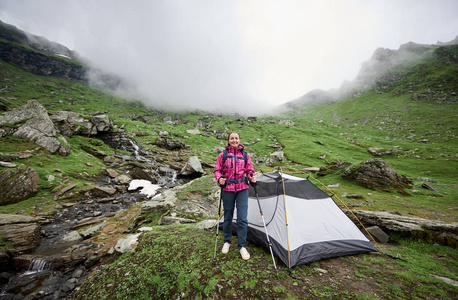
top-left (129, 140), bottom-right (151, 163)
top-left (24, 258), bottom-right (52, 274)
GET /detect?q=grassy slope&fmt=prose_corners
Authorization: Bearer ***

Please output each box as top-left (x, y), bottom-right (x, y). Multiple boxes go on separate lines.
top-left (0, 43), bottom-right (457, 299)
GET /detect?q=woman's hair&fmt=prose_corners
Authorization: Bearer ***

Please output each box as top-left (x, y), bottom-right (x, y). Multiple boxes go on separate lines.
top-left (227, 131), bottom-right (240, 141)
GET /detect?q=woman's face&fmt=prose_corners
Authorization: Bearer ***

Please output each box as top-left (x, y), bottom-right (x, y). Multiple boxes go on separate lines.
top-left (228, 133), bottom-right (240, 148)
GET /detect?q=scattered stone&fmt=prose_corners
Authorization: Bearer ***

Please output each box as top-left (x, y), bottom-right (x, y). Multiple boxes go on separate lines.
top-left (137, 227), bottom-right (153, 232)
top-left (303, 167), bottom-right (320, 173)
top-left (314, 268), bottom-right (328, 274)
top-left (421, 183), bottom-right (439, 192)
top-left (159, 216), bottom-right (197, 225)
top-left (114, 174), bottom-right (131, 185)
top-left (432, 275), bottom-right (458, 287)
top-left (80, 223), bottom-right (104, 238)
top-left (346, 194), bottom-right (364, 199)
top-left (417, 177), bottom-right (438, 183)
top-left (368, 147), bottom-right (397, 156)
top-left (366, 226), bottom-right (389, 243)
top-left (270, 151), bottom-right (284, 163)
top-left (90, 186), bottom-right (117, 197)
top-left (0, 161), bottom-right (16, 168)
top-left (328, 184), bottom-right (339, 188)
top-left (194, 219), bottom-right (217, 229)
top-left (186, 128), bottom-right (200, 135)
top-left (114, 233), bottom-right (141, 253)
top-left (105, 168), bottom-right (118, 178)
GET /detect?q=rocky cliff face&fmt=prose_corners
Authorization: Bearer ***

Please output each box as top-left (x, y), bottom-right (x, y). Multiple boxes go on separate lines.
top-left (0, 20), bottom-right (127, 90)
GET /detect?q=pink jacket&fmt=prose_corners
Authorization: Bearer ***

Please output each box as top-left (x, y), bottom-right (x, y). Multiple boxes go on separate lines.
top-left (214, 144), bottom-right (255, 192)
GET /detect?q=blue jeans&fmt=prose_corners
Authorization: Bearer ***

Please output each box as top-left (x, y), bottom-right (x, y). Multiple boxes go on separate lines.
top-left (222, 189), bottom-right (248, 249)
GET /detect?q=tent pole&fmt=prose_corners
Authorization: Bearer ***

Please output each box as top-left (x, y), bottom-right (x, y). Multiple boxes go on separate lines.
top-left (279, 167), bottom-right (293, 269)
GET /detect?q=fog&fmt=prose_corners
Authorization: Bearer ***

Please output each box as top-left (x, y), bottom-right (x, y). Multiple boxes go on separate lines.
top-left (1, 0), bottom-right (457, 114)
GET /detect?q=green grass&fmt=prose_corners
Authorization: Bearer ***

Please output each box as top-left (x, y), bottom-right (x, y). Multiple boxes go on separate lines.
top-left (68, 225), bottom-right (458, 300)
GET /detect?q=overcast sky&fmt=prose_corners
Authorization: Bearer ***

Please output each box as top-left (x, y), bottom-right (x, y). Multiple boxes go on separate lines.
top-left (1, 0), bottom-right (457, 114)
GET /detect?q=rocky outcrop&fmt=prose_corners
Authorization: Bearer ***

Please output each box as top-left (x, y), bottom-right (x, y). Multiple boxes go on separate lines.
top-left (0, 100), bottom-right (71, 156)
top-left (341, 158), bottom-right (412, 195)
top-left (0, 214), bottom-right (41, 255)
top-left (0, 39), bottom-right (86, 81)
top-left (0, 167), bottom-right (41, 206)
top-left (347, 210), bottom-right (457, 247)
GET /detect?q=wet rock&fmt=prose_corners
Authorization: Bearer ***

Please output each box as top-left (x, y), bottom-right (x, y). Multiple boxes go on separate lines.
top-left (62, 231), bottom-right (83, 242)
top-left (90, 186), bottom-right (117, 197)
top-left (0, 167), bottom-right (41, 206)
top-left (128, 166), bottom-right (155, 181)
top-left (341, 158), bottom-right (412, 195)
top-left (179, 156), bottom-right (204, 177)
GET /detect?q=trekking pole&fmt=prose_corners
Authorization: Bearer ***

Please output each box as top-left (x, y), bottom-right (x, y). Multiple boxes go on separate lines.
top-left (252, 182), bottom-right (279, 276)
top-left (212, 184), bottom-right (224, 263)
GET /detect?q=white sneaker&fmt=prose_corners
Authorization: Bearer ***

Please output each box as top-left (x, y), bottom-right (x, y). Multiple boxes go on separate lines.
top-left (240, 247), bottom-right (250, 260)
top-left (222, 242), bottom-right (230, 254)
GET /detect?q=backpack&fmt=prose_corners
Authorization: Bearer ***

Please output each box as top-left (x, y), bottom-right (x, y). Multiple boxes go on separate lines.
top-left (220, 149), bottom-right (248, 187)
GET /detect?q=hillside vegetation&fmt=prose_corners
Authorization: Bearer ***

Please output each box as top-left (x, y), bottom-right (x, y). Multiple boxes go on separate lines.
top-left (0, 32), bottom-right (457, 299)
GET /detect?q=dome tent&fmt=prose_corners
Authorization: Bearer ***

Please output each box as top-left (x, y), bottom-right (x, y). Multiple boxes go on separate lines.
top-left (232, 170), bottom-right (378, 268)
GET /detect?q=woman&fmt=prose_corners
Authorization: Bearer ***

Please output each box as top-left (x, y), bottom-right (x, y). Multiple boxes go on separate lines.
top-left (214, 131), bottom-right (256, 260)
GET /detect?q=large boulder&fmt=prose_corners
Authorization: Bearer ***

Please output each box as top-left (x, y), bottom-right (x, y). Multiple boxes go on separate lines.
top-left (0, 167), bottom-right (41, 206)
top-left (341, 158), bottom-right (412, 195)
top-left (179, 156), bottom-right (204, 177)
top-left (89, 114), bottom-right (112, 135)
top-left (0, 100), bottom-right (71, 156)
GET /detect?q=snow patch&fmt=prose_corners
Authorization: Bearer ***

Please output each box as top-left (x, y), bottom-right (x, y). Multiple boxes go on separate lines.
top-left (128, 179), bottom-right (161, 198)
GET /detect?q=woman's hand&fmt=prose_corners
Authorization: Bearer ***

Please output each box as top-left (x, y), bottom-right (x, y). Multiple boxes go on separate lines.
top-left (218, 177), bottom-right (226, 185)
top-left (249, 176), bottom-right (256, 183)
